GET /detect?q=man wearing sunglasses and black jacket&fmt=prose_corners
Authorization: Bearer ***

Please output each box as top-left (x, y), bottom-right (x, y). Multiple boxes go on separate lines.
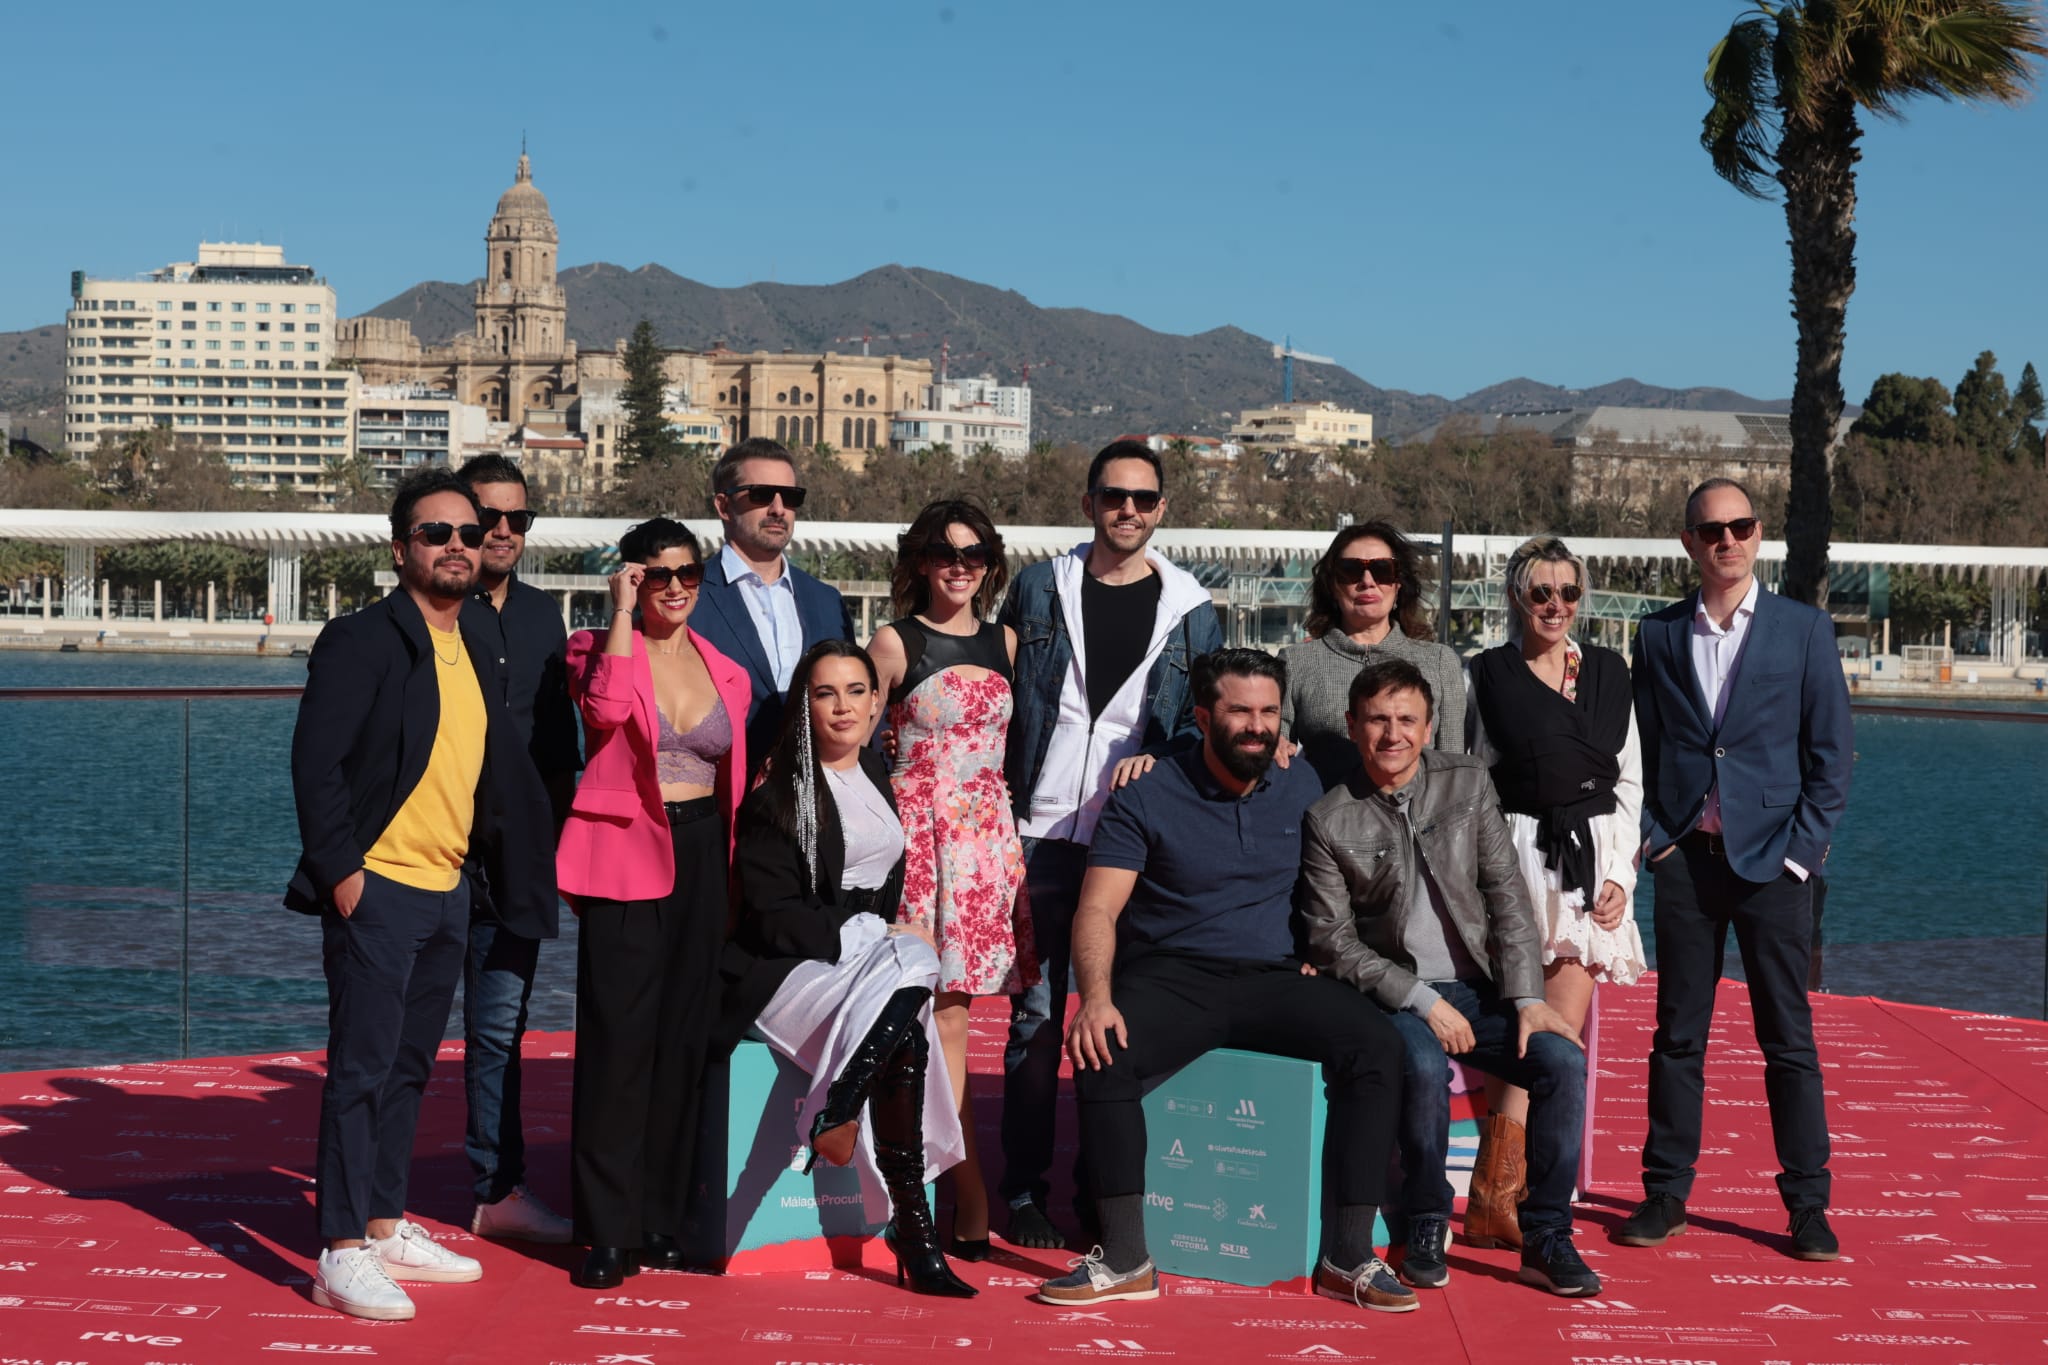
top-left (284, 468), bottom-right (558, 1322)
top-left (692, 437), bottom-right (857, 775)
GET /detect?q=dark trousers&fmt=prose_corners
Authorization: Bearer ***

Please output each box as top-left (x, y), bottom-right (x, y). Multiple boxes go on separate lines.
top-left (1074, 952), bottom-right (1402, 1221)
top-left (316, 870), bottom-right (468, 1241)
top-left (570, 802), bottom-right (726, 1249)
top-left (1385, 978), bottom-right (1585, 1236)
top-left (1000, 836), bottom-right (1089, 1205)
top-left (463, 916), bottom-right (541, 1204)
top-left (1644, 839), bottom-right (1831, 1211)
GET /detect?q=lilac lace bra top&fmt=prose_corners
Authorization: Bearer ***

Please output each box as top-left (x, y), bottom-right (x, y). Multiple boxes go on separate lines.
top-left (655, 696), bottom-right (732, 787)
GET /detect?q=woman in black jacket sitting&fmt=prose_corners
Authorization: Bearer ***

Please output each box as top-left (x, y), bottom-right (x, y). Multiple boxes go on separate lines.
top-left (717, 639), bottom-right (975, 1297)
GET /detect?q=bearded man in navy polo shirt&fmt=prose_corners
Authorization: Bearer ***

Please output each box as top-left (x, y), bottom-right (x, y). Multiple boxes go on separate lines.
top-left (1034, 649), bottom-right (1412, 1314)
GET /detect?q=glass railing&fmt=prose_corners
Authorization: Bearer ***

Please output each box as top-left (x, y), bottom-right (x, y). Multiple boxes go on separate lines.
top-left (0, 676), bottom-right (2041, 1075)
top-left (0, 675), bottom-right (579, 1073)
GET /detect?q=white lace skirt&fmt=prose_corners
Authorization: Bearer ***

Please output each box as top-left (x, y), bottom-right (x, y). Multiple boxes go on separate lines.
top-left (750, 914), bottom-right (965, 1224)
top-left (1505, 811), bottom-right (1647, 986)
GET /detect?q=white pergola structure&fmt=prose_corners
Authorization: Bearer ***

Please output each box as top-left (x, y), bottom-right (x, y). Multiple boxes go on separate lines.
top-left (0, 511), bottom-right (2042, 661)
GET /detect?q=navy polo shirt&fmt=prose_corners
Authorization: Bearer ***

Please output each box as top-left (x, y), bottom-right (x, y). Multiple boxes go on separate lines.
top-left (1089, 743), bottom-right (1322, 963)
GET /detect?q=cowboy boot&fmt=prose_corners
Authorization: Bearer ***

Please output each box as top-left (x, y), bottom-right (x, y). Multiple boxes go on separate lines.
top-left (871, 1027), bottom-right (976, 1298)
top-left (805, 985), bottom-right (932, 1173)
top-left (1462, 1112), bottom-right (1527, 1250)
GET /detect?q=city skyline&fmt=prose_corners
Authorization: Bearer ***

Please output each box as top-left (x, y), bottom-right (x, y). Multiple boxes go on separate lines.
top-left (6, 1), bottom-right (2045, 408)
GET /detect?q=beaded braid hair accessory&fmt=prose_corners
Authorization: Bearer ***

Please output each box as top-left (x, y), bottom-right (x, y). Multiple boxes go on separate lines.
top-left (793, 691), bottom-right (821, 892)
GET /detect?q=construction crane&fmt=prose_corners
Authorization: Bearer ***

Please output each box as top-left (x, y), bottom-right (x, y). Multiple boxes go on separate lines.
top-left (1017, 359), bottom-right (1054, 386)
top-left (1273, 335), bottom-right (1336, 402)
top-left (832, 329), bottom-right (929, 357)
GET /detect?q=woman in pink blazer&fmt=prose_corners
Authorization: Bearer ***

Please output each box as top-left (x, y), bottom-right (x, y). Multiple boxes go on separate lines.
top-left (558, 516), bottom-right (750, 1291)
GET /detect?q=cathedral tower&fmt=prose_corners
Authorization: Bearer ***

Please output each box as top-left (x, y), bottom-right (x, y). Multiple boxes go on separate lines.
top-left (474, 147), bottom-right (567, 359)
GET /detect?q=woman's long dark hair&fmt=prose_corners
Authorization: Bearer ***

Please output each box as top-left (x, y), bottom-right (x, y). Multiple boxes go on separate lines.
top-left (754, 639), bottom-right (880, 887)
top-left (1304, 520), bottom-right (1435, 642)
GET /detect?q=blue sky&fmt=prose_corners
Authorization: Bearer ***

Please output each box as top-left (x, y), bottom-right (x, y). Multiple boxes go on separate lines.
top-left (6, 1), bottom-right (2044, 403)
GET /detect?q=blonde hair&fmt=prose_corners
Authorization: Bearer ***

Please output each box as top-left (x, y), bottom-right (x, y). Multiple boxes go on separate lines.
top-left (1503, 536), bottom-right (1586, 643)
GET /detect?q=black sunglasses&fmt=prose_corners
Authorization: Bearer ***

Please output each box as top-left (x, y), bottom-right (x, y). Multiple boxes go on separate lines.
top-left (1092, 485), bottom-right (1162, 513)
top-left (640, 563), bottom-right (705, 589)
top-left (478, 507), bottom-right (537, 534)
top-left (1686, 517), bottom-right (1760, 542)
top-left (1332, 557), bottom-right (1400, 586)
top-left (726, 483), bottom-right (807, 511)
top-left (1525, 582), bottom-right (1583, 606)
top-left (409, 522), bottom-right (484, 549)
top-left (920, 543), bottom-right (993, 570)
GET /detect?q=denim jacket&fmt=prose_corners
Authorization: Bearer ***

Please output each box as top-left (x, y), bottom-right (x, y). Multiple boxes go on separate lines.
top-left (999, 549), bottom-right (1224, 837)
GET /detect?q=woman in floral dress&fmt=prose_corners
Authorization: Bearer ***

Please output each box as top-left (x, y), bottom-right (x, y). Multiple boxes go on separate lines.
top-left (868, 498), bottom-right (1033, 1257)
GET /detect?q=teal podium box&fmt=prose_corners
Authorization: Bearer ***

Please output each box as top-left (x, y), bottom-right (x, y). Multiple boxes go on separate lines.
top-left (1140, 1047), bottom-right (1387, 1287)
top-left (720, 1038), bottom-right (931, 1260)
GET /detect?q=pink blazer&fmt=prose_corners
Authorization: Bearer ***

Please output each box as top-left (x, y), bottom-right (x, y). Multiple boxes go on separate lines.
top-left (556, 625), bottom-right (750, 904)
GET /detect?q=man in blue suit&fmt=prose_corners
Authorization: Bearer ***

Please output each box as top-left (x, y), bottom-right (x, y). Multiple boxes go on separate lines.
top-left (1616, 477), bottom-right (1853, 1263)
top-left (691, 437), bottom-right (857, 774)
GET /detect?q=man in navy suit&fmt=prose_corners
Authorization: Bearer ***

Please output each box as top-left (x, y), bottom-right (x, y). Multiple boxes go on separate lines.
top-left (690, 437), bottom-right (857, 773)
top-left (1616, 477), bottom-right (1853, 1263)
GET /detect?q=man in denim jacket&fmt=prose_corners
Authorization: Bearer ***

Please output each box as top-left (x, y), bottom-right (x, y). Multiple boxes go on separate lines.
top-left (995, 438), bottom-right (1224, 1248)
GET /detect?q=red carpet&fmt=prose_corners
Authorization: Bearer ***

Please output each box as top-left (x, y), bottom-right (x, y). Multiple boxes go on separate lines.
top-left (2, 978), bottom-right (2045, 1364)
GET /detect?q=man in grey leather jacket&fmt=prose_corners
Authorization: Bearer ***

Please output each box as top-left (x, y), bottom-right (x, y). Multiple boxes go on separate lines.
top-left (1299, 658), bottom-right (1596, 1299)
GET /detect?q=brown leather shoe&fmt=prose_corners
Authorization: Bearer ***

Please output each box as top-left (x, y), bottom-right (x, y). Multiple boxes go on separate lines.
top-left (1462, 1112), bottom-right (1527, 1250)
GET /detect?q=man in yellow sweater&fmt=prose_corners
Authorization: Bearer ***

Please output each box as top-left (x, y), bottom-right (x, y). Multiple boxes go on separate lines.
top-left (286, 468), bottom-right (556, 1322)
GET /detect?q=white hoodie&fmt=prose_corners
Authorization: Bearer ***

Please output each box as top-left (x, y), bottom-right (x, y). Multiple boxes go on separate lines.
top-left (1018, 544), bottom-right (1216, 846)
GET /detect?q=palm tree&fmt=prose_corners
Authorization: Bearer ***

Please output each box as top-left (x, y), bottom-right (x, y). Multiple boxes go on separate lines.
top-left (1702, 1), bottom-right (2044, 604)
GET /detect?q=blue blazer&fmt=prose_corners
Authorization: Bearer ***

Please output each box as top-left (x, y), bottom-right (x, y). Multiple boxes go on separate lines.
top-left (691, 551), bottom-right (856, 772)
top-left (1631, 586), bottom-right (1853, 884)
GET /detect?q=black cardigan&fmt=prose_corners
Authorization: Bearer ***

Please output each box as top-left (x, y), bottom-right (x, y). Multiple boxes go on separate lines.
top-left (713, 747), bottom-right (905, 1054)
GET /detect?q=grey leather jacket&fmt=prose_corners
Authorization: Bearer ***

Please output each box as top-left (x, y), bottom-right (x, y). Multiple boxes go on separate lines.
top-left (1299, 749), bottom-right (1544, 1011)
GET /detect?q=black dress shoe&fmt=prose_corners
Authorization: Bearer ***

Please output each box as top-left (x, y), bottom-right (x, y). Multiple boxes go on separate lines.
top-left (573, 1246), bottom-right (640, 1289)
top-left (1613, 1193), bottom-right (1688, 1247)
top-left (640, 1233), bottom-right (684, 1270)
top-left (946, 1235), bottom-right (993, 1262)
top-left (1788, 1207), bottom-right (1839, 1261)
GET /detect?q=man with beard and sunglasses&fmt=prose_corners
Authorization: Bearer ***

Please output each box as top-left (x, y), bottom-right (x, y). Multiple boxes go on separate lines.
top-left (1037, 649), bottom-right (1409, 1312)
top-left (452, 455), bottom-right (581, 1247)
top-left (286, 468), bottom-right (558, 1322)
top-left (1616, 477), bottom-right (1852, 1264)
top-left (1299, 659), bottom-right (1596, 1299)
top-left (693, 437), bottom-right (857, 775)
top-left (995, 438), bottom-right (1227, 1250)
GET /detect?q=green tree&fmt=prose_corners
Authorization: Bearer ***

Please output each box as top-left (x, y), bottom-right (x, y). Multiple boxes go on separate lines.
top-left (1952, 349), bottom-right (2019, 462)
top-left (2008, 360), bottom-right (2044, 464)
top-left (1701, 0), bottom-right (2045, 605)
top-left (619, 318), bottom-right (680, 469)
top-left (1851, 373), bottom-right (1955, 446)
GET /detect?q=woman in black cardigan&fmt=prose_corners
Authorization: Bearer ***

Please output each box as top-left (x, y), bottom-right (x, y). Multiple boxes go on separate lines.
top-left (716, 640), bottom-right (976, 1298)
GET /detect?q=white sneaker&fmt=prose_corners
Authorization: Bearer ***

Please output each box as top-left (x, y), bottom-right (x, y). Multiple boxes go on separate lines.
top-left (471, 1185), bottom-right (573, 1244)
top-left (313, 1244), bottom-right (416, 1321)
top-left (371, 1219), bottom-right (483, 1283)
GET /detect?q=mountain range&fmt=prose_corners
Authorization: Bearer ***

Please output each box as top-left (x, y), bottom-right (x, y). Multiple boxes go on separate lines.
top-left (1, 262), bottom-right (1793, 447)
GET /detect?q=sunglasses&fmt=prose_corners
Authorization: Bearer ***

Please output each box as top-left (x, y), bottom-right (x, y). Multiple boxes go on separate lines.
top-left (1525, 582), bottom-right (1583, 606)
top-left (409, 522), bottom-right (484, 549)
top-left (1092, 485), bottom-right (1163, 513)
top-left (640, 563), bottom-right (705, 589)
top-left (1686, 517), bottom-right (1760, 542)
top-left (726, 483), bottom-right (807, 511)
top-left (478, 507), bottom-right (537, 534)
top-left (1331, 557), bottom-right (1401, 586)
top-left (920, 543), bottom-right (993, 571)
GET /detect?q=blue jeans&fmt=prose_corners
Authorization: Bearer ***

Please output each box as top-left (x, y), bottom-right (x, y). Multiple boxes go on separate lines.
top-left (464, 916), bottom-right (541, 1205)
top-left (1385, 978), bottom-right (1586, 1238)
top-left (998, 837), bottom-right (1089, 1206)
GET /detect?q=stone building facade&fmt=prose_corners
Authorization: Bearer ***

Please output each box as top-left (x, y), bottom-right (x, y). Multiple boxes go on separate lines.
top-left (337, 150), bottom-right (932, 490)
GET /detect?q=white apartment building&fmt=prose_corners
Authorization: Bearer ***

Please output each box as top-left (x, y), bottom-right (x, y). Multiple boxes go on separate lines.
top-left (64, 242), bottom-right (351, 492)
top-left (354, 384), bottom-right (493, 486)
top-left (890, 373), bottom-right (1033, 460)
